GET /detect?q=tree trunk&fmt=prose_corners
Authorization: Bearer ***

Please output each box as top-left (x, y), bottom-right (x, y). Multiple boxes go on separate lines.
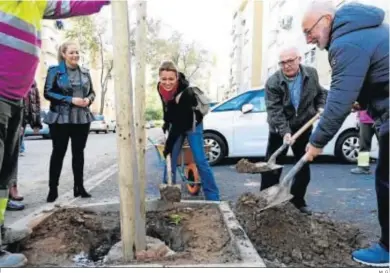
top-left (134, 0), bottom-right (147, 252)
top-left (111, 0), bottom-right (142, 262)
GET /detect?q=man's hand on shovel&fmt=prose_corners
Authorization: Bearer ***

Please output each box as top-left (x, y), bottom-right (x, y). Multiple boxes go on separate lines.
top-left (283, 133), bottom-right (295, 145)
top-left (305, 143), bottom-right (323, 162)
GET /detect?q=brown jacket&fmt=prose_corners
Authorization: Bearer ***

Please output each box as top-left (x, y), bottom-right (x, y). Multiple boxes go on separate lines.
top-left (23, 81), bottom-right (43, 129)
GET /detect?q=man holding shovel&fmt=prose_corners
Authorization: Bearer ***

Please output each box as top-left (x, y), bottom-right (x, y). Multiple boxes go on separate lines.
top-left (302, 1), bottom-right (389, 267)
top-left (263, 46), bottom-right (327, 215)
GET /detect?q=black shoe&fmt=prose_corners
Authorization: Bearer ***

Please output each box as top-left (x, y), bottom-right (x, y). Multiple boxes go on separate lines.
top-left (73, 186), bottom-right (80, 198)
top-left (74, 186), bottom-right (91, 198)
top-left (46, 187), bottom-right (58, 203)
top-left (298, 206), bottom-right (312, 215)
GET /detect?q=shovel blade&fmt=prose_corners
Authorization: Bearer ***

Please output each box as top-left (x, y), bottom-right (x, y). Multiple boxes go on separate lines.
top-left (258, 185), bottom-right (294, 211)
top-left (254, 162), bottom-right (283, 173)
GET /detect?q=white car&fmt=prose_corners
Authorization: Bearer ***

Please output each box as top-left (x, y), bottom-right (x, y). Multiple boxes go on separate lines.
top-left (90, 115), bottom-right (110, 134)
top-left (203, 88), bottom-right (378, 165)
top-left (107, 119), bottom-right (116, 133)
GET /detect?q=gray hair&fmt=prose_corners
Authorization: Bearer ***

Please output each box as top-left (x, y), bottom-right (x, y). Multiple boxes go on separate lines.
top-left (278, 46), bottom-right (301, 59)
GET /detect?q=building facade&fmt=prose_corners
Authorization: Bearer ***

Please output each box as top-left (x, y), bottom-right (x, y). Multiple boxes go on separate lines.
top-left (35, 20), bottom-right (65, 109)
top-left (227, 0), bottom-right (264, 99)
top-left (263, 0), bottom-right (389, 86)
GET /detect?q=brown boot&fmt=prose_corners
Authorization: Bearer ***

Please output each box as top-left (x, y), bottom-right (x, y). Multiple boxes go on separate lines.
top-left (9, 185), bottom-right (24, 201)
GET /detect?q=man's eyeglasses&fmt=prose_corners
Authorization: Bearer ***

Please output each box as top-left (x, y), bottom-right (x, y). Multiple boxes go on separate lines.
top-left (303, 15), bottom-right (325, 38)
top-left (278, 57), bottom-right (298, 67)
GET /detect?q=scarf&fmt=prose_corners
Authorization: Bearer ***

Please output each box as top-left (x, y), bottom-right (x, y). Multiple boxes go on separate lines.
top-left (158, 82), bottom-right (178, 103)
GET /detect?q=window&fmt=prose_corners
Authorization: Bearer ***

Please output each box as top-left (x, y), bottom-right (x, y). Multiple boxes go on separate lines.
top-left (310, 48), bottom-right (316, 63)
top-left (212, 92), bottom-right (254, 112)
top-left (304, 48), bottom-right (316, 65)
top-left (246, 91), bottom-right (266, 113)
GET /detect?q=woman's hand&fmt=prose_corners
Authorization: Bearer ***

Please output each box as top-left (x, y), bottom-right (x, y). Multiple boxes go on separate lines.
top-left (72, 97), bottom-right (85, 107)
top-left (83, 98), bottom-right (91, 107)
top-left (72, 98), bottom-right (90, 107)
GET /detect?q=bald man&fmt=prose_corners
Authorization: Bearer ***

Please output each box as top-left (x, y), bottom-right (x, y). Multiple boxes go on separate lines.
top-left (262, 47), bottom-right (327, 215)
top-left (302, 1), bottom-right (389, 267)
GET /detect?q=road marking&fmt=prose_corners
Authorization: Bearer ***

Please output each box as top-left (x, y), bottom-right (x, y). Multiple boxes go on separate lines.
top-left (336, 188), bottom-right (359, 192)
top-left (9, 163), bottom-right (118, 229)
top-left (244, 182), bottom-right (261, 187)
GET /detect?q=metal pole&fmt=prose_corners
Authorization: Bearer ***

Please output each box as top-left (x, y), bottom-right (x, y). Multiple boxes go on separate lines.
top-left (111, 0), bottom-right (137, 262)
top-left (134, 0), bottom-right (147, 251)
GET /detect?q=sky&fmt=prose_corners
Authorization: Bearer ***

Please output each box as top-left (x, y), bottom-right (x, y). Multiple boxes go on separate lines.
top-left (145, 0), bottom-right (238, 87)
top-left (117, 0), bottom-right (238, 88)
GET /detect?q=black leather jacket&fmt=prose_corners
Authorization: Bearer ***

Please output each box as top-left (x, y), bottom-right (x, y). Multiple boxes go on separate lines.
top-left (43, 61), bottom-right (95, 124)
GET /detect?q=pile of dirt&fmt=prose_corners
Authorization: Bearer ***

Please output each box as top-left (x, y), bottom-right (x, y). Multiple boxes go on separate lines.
top-left (145, 205), bottom-right (239, 265)
top-left (20, 205), bottom-right (239, 267)
top-left (22, 208), bottom-right (120, 267)
top-left (159, 185), bottom-right (182, 203)
top-left (235, 159), bottom-right (262, 173)
top-left (235, 193), bottom-right (368, 267)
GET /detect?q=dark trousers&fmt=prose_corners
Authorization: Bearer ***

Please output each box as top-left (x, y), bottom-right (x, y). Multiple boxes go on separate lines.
top-left (0, 100), bottom-right (23, 198)
top-left (359, 123), bottom-right (379, 152)
top-left (260, 128), bottom-right (312, 208)
top-left (48, 123), bottom-right (90, 188)
top-left (376, 130), bottom-right (389, 250)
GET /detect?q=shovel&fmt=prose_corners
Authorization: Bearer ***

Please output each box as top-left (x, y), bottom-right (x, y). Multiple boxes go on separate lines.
top-left (254, 112), bottom-right (321, 173)
top-left (159, 154), bottom-right (182, 202)
top-left (258, 154), bottom-right (309, 211)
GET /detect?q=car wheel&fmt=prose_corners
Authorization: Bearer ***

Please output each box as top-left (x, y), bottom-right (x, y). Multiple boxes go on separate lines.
top-left (113, 127), bottom-right (116, 133)
top-left (203, 133), bottom-right (227, 166)
top-left (95, 131), bottom-right (99, 134)
top-left (335, 131), bottom-right (360, 163)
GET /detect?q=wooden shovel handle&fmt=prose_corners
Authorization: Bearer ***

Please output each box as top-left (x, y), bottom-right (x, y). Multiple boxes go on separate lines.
top-left (267, 113), bottom-right (321, 164)
top-left (291, 112), bottom-right (321, 141)
top-left (166, 154), bottom-right (172, 186)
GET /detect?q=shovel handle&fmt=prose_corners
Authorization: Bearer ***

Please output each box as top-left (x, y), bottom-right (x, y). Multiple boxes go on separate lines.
top-left (281, 156), bottom-right (308, 188)
top-left (268, 113), bottom-right (320, 165)
top-left (291, 112), bottom-right (321, 142)
top-left (166, 154), bottom-right (173, 186)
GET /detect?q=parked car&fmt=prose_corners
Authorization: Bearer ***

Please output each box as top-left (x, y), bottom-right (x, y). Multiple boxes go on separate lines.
top-left (90, 114), bottom-right (110, 134)
top-left (203, 88), bottom-right (378, 165)
top-left (145, 120), bottom-right (155, 129)
top-left (107, 119), bottom-right (116, 133)
top-left (24, 110), bottom-right (50, 139)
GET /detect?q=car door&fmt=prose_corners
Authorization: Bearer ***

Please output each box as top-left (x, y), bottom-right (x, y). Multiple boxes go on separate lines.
top-left (231, 90), bottom-right (269, 157)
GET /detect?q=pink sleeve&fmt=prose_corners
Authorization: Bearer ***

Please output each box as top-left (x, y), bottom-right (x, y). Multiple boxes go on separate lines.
top-left (43, 0), bottom-right (110, 19)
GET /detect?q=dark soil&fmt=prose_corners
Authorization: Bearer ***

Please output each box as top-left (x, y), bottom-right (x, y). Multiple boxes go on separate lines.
top-left (21, 205), bottom-right (238, 267)
top-left (21, 208), bottom-right (120, 267)
top-left (159, 185), bottom-right (182, 203)
top-left (145, 205), bottom-right (238, 265)
top-left (235, 192), bottom-right (368, 268)
top-left (235, 159), bottom-right (269, 173)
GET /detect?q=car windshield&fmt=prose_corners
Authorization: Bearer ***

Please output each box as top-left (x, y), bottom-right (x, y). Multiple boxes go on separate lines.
top-left (95, 115), bottom-right (104, 121)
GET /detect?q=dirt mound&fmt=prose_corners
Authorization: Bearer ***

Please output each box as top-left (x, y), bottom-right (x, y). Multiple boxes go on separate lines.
top-left (20, 205), bottom-right (238, 267)
top-left (235, 193), bottom-right (368, 267)
top-left (22, 208), bottom-right (120, 267)
top-left (146, 205), bottom-right (238, 264)
top-left (236, 159), bottom-right (262, 173)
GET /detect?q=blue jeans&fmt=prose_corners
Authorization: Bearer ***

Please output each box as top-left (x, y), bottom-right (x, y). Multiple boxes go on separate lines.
top-left (19, 134), bottom-right (25, 153)
top-left (163, 124), bottom-right (220, 201)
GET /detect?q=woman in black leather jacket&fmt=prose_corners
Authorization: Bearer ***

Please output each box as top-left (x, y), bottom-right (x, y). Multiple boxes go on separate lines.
top-left (43, 41), bottom-right (95, 203)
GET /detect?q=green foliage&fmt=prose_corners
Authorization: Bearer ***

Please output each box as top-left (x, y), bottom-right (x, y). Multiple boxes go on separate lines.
top-left (169, 214), bottom-right (182, 225)
top-left (145, 108), bottom-right (162, 121)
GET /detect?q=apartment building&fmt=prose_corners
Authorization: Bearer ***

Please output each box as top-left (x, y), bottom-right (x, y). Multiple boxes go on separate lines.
top-left (227, 0), bottom-right (264, 99)
top-left (263, 0), bottom-right (389, 86)
top-left (35, 20), bottom-right (65, 108)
